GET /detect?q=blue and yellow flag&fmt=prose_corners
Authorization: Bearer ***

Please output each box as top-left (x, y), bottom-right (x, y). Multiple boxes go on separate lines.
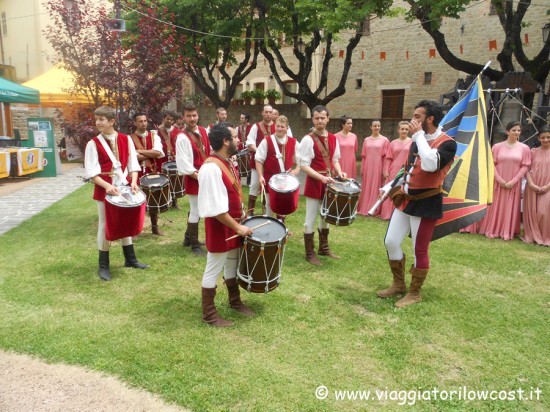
top-left (432, 75), bottom-right (494, 240)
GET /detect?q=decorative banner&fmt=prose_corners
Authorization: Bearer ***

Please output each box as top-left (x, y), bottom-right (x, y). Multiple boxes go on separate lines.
top-left (0, 151), bottom-right (10, 178)
top-left (524, 33), bottom-right (529, 44)
top-left (339, 50), bottom-right (344, 58)
top-left (489, 40), bottom-right (497, 50)
top-left (16, 148), bottom-right (44, 176)
top-left (380, 51), bottom-right (386, 61)
top-left (406, 51), bottom-right (409, 60)
top-left (362, 51), bottom-right (365, 60)
top-left (429, 48), bottom-right (436, 58)
top-left (460, 45), bottom-right (464, 54)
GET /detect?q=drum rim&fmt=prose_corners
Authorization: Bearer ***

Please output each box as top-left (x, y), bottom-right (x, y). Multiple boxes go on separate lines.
top-left (268, 173), bottom-right (300, 193)
top-left (105, 189), bottom-right (146, 207)
top-left (140, 173), bottom-right (170, 187)
top-left (241, 216), bottom-right (287, 242)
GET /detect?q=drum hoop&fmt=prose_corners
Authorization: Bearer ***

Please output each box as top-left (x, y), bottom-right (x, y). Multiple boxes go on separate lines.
top-left (105, 190), bottom-right (146, 207)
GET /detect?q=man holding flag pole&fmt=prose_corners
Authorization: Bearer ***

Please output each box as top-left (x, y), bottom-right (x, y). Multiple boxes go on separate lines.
top-left (374, 63), bottom-right (493, 308)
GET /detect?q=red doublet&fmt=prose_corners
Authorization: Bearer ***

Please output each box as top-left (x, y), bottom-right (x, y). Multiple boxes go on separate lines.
top-left (398, 133), bottom-right (454, 211)
top-left (250, 122), bottom-right (276, 169)
top-left (205, 155), bottom-right (243, 253)
top-left (131, 131), bottom-right (156, 179)
top-left (183, 126), bottom-right (210, 195)
top-left (92, 133), bottom-right (130, 201)
top-left (155, 128), bottom-right (173, 171)
top-left (170, 128), bottom-right (180, 156)
top-left (304, 132), bottom-right (337, 200)
top-left (237, 123), bottom-right (252, 151)
top-left (263, 136), bottom-right (297, 189)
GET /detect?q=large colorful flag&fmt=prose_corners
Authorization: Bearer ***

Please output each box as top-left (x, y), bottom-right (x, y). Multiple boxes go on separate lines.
top-left (431, 75), bottom-right (494, 240)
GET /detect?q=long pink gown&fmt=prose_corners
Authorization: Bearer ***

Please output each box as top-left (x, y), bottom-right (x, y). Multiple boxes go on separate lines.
top-left (521, 147), bottom-right (550, 246)
top-left (335, 132), bottom-right (358, 179)
top-left (479, 142), bottom-right (531, 240)
top-left (357, 135), bottom-right (390, 216)
top-left (380, 138), bottom-right (412, 220)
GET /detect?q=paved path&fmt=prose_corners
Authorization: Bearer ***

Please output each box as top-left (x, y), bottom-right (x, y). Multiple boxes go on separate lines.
top-left (0, 165), bottom-right (87, 236)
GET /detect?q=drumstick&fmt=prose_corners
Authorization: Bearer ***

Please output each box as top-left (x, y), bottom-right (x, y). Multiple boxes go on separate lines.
top-left (225, 220), bottom-right (271, 241)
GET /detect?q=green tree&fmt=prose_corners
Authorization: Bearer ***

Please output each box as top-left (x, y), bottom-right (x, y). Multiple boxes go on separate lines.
top-left (254, 0), bottom-right (393, 113)
top-left (404, 0), bottom-right (550, 83)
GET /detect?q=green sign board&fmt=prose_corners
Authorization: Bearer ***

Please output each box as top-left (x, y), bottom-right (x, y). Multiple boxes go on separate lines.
top-left (26, 117), bottom-right (58, 177)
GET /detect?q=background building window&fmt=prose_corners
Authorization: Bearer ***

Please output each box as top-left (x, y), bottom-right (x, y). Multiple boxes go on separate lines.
top-left (356, 78), bottom-right (363, 89)
top-left (283, 81), bottom-right (298, 104)
top-left (424, 72), bottom-right (432, 85)
top-left (363, 16), bottom-right (371, 36)
top-left (381, 89), bottom-right (405, 119)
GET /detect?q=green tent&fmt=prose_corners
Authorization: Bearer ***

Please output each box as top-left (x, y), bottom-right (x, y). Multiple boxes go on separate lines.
top-left (0, 76), bottom-right (40, 104)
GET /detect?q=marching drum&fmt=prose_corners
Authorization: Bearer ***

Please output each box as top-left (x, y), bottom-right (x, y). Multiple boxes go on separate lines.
top-left (268, 173), bottom-right (300, 216)
top-left (320, 178), bottom-right (361, 226)
top-left (161, 161), bottom-right (185, 198)
top-left (104, 185), bottom-right (146, 241)
top-left (235, 149), bottom-right (251, 178)
top-left (237, 216), bottom-right (288, 293)
top-left (139, 173), bottom-right (172, 213)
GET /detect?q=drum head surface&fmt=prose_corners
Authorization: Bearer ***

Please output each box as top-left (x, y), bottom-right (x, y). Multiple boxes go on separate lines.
top-left (140, 174), bottom-right (170, 187)
top-left (329, 179), bottom-right (361, 194)
top-left (161, 162), bottom-right (178, 172)
top-left (106, 186), bottom-right (146, 207)
top-left (236, 149), bottom-right (249, 157)
top-left (242, 216), bottom-right (286, 242)
top-left (269, 173), bottom-right (300, 193)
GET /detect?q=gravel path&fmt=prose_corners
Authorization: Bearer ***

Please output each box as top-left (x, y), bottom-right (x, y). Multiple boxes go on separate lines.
top-left (0, 351), bottom-right (189, 412)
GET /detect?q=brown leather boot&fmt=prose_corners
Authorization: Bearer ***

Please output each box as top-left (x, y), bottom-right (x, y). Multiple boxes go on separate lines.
top-left (224, 277), bottom-right (255, 317)
top-left (247, 195), bottom-right (257, 216)
top-left (395, 267), bottom-right (428, 308)
top-left (377, 255), bottom-right (407, 298)
top-left (183, 213), bottom-right (203, 246)
top-left (98, 250), bottom-right (111, 281)
top-left (201, 287), bottom-right (233, 327)
top-left (150, 213), bottom-right (164, 236)
top-left (172, 198), bottom-right (182, 210)
top-left (188, 222), bottom-right (206, 256)
top-left (304, 232), bottom-right (321, 266)
top-left (317, 228), bottom-right (340, 259)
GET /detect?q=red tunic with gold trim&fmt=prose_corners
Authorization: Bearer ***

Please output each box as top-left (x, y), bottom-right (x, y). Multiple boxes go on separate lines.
top-left (155, 127), bottom-right (174, 170)
top-left (250, 122), bottom-right (276, 169)
top-left (182, 126), bottom-right (210, 196)
top-left (304, 133), bottom-right (337, 200)
top-left (92, 133), bottom-right (130, 201)
top-left (263, 136), bottom-right (297, 191)
top-left (237, 123), bottom-right (252, 151)
top-left (204, 155), bottom-right (243, 253)
top-left (130, 131), bottom-right (156, 179)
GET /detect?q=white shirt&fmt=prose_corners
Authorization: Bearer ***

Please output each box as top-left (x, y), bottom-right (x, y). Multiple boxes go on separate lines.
top-left (255, 134), bottom-right (300, 168)
top-left (246, 122), bottom-right (274, 148)
top-left (297, 133), bottom-right (341, 167)
top-left (175, 129), bottom-right (198, 176)
top-left (198, 162), bottom-right (230, 218)
top-left (85, 133), bottom-right (140, 180)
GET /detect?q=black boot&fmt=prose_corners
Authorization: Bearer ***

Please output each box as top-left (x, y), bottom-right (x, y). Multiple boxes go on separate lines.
top-left (122, 245), bottom-right (149, 269)
top-left (98, 250), bottom-right (111, 281)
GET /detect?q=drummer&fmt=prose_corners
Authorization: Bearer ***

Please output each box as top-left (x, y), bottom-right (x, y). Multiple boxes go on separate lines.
top-left (271, 109), bottom-right (293, 138)
top-left (156, 111), bottom-right (181, 210)
top-left (256, 115), bottom-right (300, 224)
top-left (84, 106), bottom-right (149, 281)
top-left (198, 122), bottom-right (255, 327)
top-left (237, 112), bottom-right (252, 151)
top-left (297, 105), bottom-right (346, 266)
top-left (175, 101), bottom-right (210, 256)
top-left (131, 112), bottom-right (165, 236)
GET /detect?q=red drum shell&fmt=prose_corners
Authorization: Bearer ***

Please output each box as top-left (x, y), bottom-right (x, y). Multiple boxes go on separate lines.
top-left (104, 188), bottom-right (146, 241)
top-left (268, 173), bottom-right (300, 216)
top-left (235, 150), bottom-right (251, 178)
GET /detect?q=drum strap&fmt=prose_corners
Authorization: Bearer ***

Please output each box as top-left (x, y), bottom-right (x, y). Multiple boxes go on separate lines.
top-left (184, 128), bottom-right (207, 161)
top-left (131, 132), bottom-right (156, 173)
top-left (270, 135), bottom-right (286, 173)
top-left (309, 133), bottom-right (332, 177)
top-left (158, 128), bottom-right (174, 157)
top-left (96, 134), bottom-right (128, 186)
top-left (204, 156), bottom-right (245, 214)
top-left (258, 122), bottom-right (271, 143)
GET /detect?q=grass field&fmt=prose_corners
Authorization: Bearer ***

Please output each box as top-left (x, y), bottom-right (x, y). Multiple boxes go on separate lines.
top-left (0, 183), bottom-right (549, 411)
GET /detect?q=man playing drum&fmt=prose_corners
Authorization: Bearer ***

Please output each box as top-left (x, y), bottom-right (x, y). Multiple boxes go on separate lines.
top-left (256, 115), bottom-right (300, 222)
top-left (198, 122), bottom-right (255, 327)
top-left (246, 105), bottom-right (275, 215)
top-left (131, 112), bottom-right (165, 236)
top-left (156, 111), bottom-right (181, 210)
top-left (175, 101), bottom-right (210, 256)
top-left (378, 100), bottom-right (457, 308)
top-left (84, 106), bottom-right (149, 281)
top-left (297, 105), bottom-right (346, 266)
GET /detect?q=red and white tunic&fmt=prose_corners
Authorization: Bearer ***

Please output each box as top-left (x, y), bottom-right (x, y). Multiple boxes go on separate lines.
top-left (175, 126), bottom-right (211, 196)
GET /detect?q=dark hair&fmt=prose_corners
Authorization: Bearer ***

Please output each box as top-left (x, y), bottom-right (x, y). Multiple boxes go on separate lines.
top-left (415, 100), bottom-right (444, 126)
top-left (209, 122), bottom-right (232, 150)
top-left (371, 119), bottom-right (381, 125)
top-left (241, 112), bottom-right (250, 121)
top-left (505, 120), bottom-right (521, 131)
top-left (133, 112), bottom-right (147, 121)
top-left (539, 125), bottom-right (550, 135)
top-left (312, 105), bottom-right (329, 116)
top-left (339, 115), bottom-right (352, 127)
top-left (182, 102), bottom-right (197, 113)
top-left (162, 111), bottom-right (176, 120)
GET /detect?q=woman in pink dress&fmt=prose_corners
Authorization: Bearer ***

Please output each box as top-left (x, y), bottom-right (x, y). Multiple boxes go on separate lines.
top-left (335, 115), bottom-right (358, 179)
top-left (522, 127), bottom-right (550, 246)
top-left (479, 121), bottom-right (531, 240)
top-left (380, 121), bottom-right (412, 220)
top-left (357, 120), bottom-right (390, 216)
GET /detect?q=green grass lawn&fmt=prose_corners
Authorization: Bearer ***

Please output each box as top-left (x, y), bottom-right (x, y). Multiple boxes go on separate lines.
top-left (0, 184), bottom-right (548, 411)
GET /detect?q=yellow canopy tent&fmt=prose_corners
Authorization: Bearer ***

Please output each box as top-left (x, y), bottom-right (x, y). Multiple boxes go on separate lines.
top-left (22, 63), bottom-right (104, 107)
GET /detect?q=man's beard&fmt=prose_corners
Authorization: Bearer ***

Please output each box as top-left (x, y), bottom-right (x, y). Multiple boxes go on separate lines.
top-left (228, 140), bottom-right (238, 156)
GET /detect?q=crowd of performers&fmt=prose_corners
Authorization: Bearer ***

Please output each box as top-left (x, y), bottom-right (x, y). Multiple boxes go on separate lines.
top-left (84, 102), bottom-right (550, 327)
